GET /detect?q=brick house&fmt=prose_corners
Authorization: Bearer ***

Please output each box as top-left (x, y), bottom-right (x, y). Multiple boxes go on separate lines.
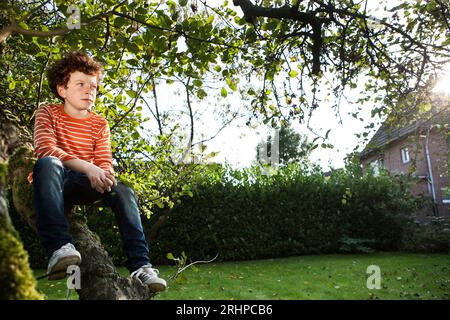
top-left (360, 101), bottom-right (450, 217)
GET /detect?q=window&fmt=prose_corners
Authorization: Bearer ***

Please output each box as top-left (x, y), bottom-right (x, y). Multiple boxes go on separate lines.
top-left (442, 188), bottom-right (450, 204)
top-left (370, 158), bottom-right (384, 176)
top-left (401, 147), bottom-right (410, 164)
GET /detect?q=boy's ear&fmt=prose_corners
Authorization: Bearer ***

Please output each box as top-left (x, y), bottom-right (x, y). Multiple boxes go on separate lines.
top-left (56, 84), bottom-right (66, 99)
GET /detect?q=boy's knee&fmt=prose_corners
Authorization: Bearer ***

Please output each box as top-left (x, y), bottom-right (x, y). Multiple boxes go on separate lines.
top-left (114, 183), bottom-right (136, 198)
top-left (34, 156), bottom-right (64, 173)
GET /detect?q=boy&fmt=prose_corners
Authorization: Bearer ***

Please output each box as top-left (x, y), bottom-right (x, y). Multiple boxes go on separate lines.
top-left (32, 51), bottom-right (166, 293)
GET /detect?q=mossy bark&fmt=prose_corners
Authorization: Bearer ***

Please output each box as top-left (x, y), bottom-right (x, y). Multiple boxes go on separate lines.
top-left (0, 121), bottom-right (43, 299)
top-left (0, 162), bottom-right (44, 300)
top-left (0, 218), bottom-right (44, 300)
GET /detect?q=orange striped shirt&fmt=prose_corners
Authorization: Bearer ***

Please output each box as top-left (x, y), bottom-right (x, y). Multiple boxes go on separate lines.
top-left (30, 104), bottom-right (114, 182)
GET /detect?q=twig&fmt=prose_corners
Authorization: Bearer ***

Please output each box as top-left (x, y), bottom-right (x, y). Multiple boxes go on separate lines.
top-left (169, 253), bottom-right (219, 281)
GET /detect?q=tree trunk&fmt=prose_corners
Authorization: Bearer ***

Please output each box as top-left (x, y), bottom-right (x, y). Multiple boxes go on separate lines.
top-left (68, 213), bottom-right (150, 300)
top-left (7, 122), bottom-right (152, 300)
top-left (0, 121), bottom-right (43, 300)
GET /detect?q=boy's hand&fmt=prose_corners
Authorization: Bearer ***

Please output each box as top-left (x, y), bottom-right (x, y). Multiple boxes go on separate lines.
top-left (104, 172), bottom-right (118, 190)
top-left (86, 164), bottom-right (116, 193)
top-left (63, 159), bottom-right (117, 193)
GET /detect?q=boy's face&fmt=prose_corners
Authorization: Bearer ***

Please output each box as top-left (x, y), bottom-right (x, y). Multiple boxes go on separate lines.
top-left (57, 71), bottom-right (99, 111)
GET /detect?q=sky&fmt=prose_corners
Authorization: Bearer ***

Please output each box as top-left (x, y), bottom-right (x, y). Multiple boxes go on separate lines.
top-left (141, 0), bottom-right (448, 171)
top-left (139, 0), bottom-right (381, 170)
top-left (143, 76), bottom-right (381, 171)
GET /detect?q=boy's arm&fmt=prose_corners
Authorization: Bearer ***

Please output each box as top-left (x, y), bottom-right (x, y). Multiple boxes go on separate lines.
top-left (93, 119), bottom-right (115, 176)
top-left (34, 106), bottom-right (78, 161)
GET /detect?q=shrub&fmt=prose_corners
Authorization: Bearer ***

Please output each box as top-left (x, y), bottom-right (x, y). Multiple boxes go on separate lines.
top-left (13, 162), bottom-right (441, 268)
top-left (142, 163), bottom-right (424, 264)
top-left (400, 217), bottom-right (450, 253)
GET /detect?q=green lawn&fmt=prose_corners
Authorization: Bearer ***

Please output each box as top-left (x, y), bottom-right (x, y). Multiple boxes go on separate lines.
top-left (34, 252), bottom-right (450, 300)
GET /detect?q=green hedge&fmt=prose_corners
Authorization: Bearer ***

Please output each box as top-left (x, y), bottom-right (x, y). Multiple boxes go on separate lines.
top-left (12, 163), bottom-right (438, 268)
top-left (145, 164), bottom-right (422, 264)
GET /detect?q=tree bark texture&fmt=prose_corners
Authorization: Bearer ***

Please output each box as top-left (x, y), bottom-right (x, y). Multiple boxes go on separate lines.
top-left (0, 120), bottom-right (43, 300)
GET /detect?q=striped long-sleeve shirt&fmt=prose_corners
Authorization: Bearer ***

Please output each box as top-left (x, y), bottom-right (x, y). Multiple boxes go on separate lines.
top-left (30, 104), bottom-right (114, 182)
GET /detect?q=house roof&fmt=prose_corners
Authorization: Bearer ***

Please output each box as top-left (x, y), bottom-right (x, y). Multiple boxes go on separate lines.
top-left (360, 119), bottom-right (421, 158)
top-left (360, 99), bottom-right (450, 159)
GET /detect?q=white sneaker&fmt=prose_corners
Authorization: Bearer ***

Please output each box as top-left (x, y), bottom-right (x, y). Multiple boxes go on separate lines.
top-left (131, 264), bottom-right (167, 292)
top-left (47, 243), bottom-right (81, 280)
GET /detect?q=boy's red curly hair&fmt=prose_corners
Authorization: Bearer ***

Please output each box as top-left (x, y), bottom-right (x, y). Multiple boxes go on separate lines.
top-left (47, 51), bottom-right (103, 101)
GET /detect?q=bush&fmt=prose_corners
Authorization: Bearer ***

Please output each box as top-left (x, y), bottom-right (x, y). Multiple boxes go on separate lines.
top-left (400, 217), bottom-right (450, 253)
top-left (142, 163), bottom-right (425, 264)
top-left (13, 162), bottom-right (443, 268)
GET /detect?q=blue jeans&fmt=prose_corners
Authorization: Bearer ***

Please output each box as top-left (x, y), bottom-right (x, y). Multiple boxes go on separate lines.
top-left (33, 156), bottom-right (151, 272)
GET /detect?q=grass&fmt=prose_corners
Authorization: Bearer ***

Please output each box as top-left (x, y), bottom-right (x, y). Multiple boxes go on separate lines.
top-left (34, 252), bottom-right (450, 300)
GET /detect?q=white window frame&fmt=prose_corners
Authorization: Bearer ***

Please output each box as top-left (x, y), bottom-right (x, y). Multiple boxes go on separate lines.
top-left (370, 158), bottom-right (384, 176)
top-left (442, 188), bottom-right (450, 204)
top-left (401, 147), bottom-right (410, 164)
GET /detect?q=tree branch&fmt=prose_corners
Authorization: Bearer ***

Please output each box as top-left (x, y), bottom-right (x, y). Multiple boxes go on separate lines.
top-left (0, 0), bottom-right (129, 44)
top-left (36, 50), bottom-right (52, 109)
top-left (233, 0), bottom-right (325, 24)
top-left (233, 0), bottom-right (325, 74)
top-left (110, 74), bottom-right (153, 131)
top-left (151, 78), bottom-right (163, 136)
top-left (112, 11), bottom-right (241, 49)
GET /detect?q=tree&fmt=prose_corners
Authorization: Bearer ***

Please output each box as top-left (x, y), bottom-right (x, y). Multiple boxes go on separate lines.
top-left (0, 0), bottom-right (220, 299)
top-left (0, 120), bottom-right (43, 300)
top-left (231, 0), bottom-right (450, 128)
top-left (1, 0), bottom-right (449, 299)
top-left (256, 123), bottom-right (315, 165)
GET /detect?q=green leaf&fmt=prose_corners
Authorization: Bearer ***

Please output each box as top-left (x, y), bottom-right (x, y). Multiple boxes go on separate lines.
top-left (175, 273), bottom-right (187, 285)
top-left (113, 17), bottom-right (127, 28)
top-left (132, 131), bottom-right (140, 139)
top-left (289, 70), bottom-right (298, 78)
top-left (166, 252), bottom-right (175, 260)
top-left (221, 87), bottom-right (228, 97)
top-left (126, 90), bottom-right (137, 99)
top-left (226, 77), bottom-right (237, 91)
top-left (441, 37), bottom-right (450, 46)
top-left (8, 80), bottom-right (16, 90)
top-left (419, 103), bottom-right (431, 113)
top-left (206, 151), bottom-right (219, 159)
top-left (178, 0), bottom-right (188, 6)
top-left (197, 88), bottom-right (207, 99)
top-left (193, 79), bottom-right (203, 87)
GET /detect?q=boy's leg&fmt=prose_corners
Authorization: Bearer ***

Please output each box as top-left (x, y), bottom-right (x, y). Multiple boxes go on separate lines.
top-left (34, 157), bottom-right (81, 280)
top-left (65, 174), bottom-right (166, 291)
top-left (64, 174), bottom-right (151, 272)
top-left (33, 157), bottom-right (72, 257)
top-left (103, 183), bottom-right (166, 291)
top-left (102, 183), bottom-right (151, 272)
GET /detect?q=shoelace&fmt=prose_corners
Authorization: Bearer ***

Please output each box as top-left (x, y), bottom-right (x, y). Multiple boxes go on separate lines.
top-left (131, 264), bottom-right (159, 283)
